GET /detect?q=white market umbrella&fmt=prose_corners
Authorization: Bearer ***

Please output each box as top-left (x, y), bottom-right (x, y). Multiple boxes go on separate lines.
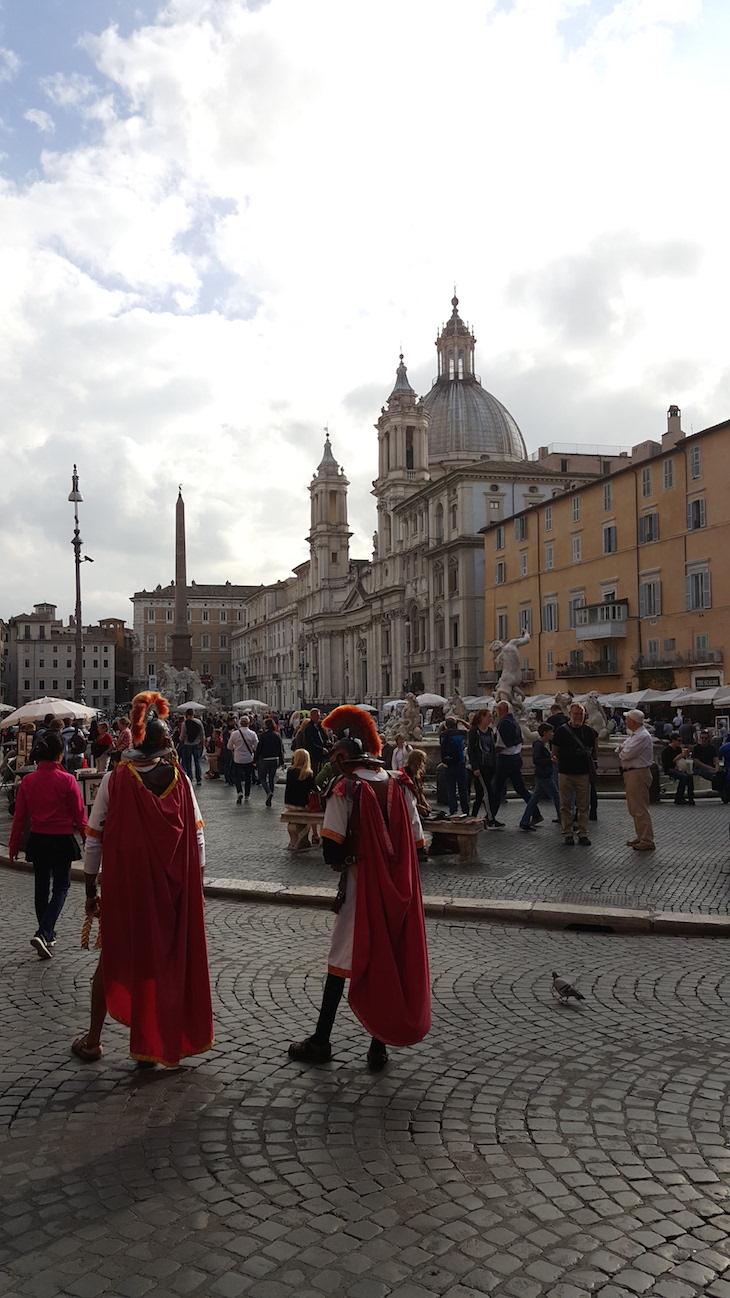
top-left (383, 700), bottom-right (403, 711)
top-left (173, 700), bottom-right (207, 712)
top-left (461, 695), bottom-right (495, 711)
top-left (416, 693), bottom-right (449, 708)
top-left (0, 696), bottom-right (98, 729)
top-left (354, 703), bottom-right (378, 712)
top-left (231, 699), bottom-right (269, 711)
top-left (0, 703), bottom-right (14, 715)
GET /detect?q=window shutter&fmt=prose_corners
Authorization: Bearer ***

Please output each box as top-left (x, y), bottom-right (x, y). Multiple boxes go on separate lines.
top-left (686, 500), bottom-right (693, 530)
top-left (655, 581), bottom-right (662, 616)
top-left (638, 516), bottom-right (645, 543)
top-left (639, 584), bottom-right (647, 618)
top-left (699, 498), bottom-right (706, 527)
top-left (685, 575), bottom-right (692, 610)
top-left (702, 571), bottom-right (711, 608)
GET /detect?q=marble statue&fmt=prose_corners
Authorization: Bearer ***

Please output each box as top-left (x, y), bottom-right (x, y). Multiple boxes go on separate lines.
top-left (445, 691), bottom-right (469, 722)
top-left (490, 633), bottom-right (531, 706)
top-left (400, 692), bottom-right (423, 741)
top-left (553, 691), bottom-right (573, 714)
top-left (584, 690), bottom-right (610, 740)
top-left (157, 662), bottom-right (219, 711)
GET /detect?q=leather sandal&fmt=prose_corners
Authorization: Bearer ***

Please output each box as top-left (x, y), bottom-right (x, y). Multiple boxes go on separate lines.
top-left (71, 1035), bottom-right (103, 1062)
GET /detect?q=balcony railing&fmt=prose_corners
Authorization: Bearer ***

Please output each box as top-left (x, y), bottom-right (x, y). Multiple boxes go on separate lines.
top-left (634, 648), bottom-right (723, 671)
top-left (556, 659), bottom-right (619, 679)
top-left (574, 600), bottom-right (629, 641)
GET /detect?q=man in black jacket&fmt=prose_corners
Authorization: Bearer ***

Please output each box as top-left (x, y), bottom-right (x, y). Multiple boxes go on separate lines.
top-left (303, 708), bottom-right (331, 775)
top-left (551, 702), bottom-right (597, 846)
top-left (491, 702), bottom-right (531, 816)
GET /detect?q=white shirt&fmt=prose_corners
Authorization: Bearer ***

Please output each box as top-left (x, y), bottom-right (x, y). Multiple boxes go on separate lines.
top-left (322, 767), bottom-right (425, 849)
top-left (391, 743), bottom-right (412, 770)
top-left (618, 726), bottom-right (654, 769)
top-left (227, 726), bottom-right (258, 764)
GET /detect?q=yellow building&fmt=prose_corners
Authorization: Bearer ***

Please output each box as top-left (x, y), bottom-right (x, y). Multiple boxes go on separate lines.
top-left (482, 408), bottom-right (730, 695)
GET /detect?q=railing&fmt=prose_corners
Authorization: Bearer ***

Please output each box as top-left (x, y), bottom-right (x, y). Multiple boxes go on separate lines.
top-left (634, 648), bottom-right (723, 671)
top-left (556, 659), bottom-right (619, 678)
top-left (575, 600), bottom-right (628, 628)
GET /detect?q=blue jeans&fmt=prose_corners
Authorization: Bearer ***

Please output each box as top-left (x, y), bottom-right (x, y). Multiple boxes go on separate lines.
top-left (520, 776), bottom-right (560, 828)
top-left (445, 763), bottom-right (469, 814)
top-left (667, 770), bottom-right (695, 801)
top-left (233, 762), bottom-right (254, 796)
top-left (258, 758), bottom-right (278, 796)
top-left (180, 743), bottom-right (202, 783)
top-left (34, 861), bottom-right (71, 944)
top-left (492, 754), bottom-right (531, 808)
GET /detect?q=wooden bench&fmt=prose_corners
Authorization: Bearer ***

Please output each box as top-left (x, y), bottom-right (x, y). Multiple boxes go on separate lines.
top-left (280, 809), bottom-right (324, 852)
top-left (423, 818), bottom-right (482, 863)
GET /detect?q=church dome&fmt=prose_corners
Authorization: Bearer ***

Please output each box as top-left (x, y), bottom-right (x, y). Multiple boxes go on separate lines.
top-left (421, 296), bottom-right (527, 463)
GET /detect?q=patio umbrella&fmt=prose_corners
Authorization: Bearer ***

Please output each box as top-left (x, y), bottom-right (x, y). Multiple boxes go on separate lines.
top-left (416, 693), bottom-right (448, 707)
top-left (172, 700), bottom-right (207, 712)
top-left (354, 703), bottom-right (378, 712)
top-left (0, 703), bottom-right (14, 714)
top-left (383, 700), bottom-right (403, 711)
top-left (231, 699), bottom-right (269, 711)
top-left (0, 696), bottom-right (98, 728)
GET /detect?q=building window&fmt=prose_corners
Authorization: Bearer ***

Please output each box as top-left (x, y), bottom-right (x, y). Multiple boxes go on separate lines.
top-left (603, 483), bottom-right (612, 511)
top-left (514, 516), bottom-right (527, 541)
top-left (202, 610), bottom-right (209, 622)
top-left (542, 602), bottom-right (558, 632)
top-left (561, 459), bottom-right (568, 473)
top-left (664, 458), bottom-right (674, 490)
top-left (24, 658), bottom-right (30, 667)
top-left (603, 525), bottom-right (617, 554)
top-left (219, 634), bottom-right (228, 649)
top-left (686, 568), bottom-right (711, 611)
top-left (545, 505), bottom-right (553, 533)
top-left (687, 497), bottom-right (706, 530)
top-left (52, 659), bottom-right (58, 668)
top-left (690, 445), bottom-right (702, 479)
top-left (570, 649), bottom-right (584, 668)
top-left (24, 680), bottom-right (30, 690)
top-left (495, 562), bottom-right (506, 585)
top-left (147, 663), bottom-right (155, 676)
top-left (434, 563), bottom-right (444, 597)
top-left (221, 663), bottom-right (228, 676)
top-left (103, 680), bottom-right (109, 690)
top-left (639, 579), bottom-right (662, 617)
top-left (450, 503), bottom-right (457, 530)
top-left (495, 525), bottom-right (505, 551)
top-left (497, 613), bottom-right (507, 640)
top-left (219, 610), bottom-right (227, 622)
top-left (67, 659), bottom-right (72, 668)
top-left (93, 680), bottom-right (99, 690)
top-left (545, 544), bottom-right (554, 570)
top-left (568, 596), bottom-right (585, 629)
top-left (451, 619), bottom-right (459, 647)
top-left (546, 650), bottom-right (554, 674)
top-left (572, 496), bottom-right (581, 522)
top-left (103, 659), bottom-right (108, 667)
top-left (147, 634), bottom-right (156, 648)
top-left (201, 633), bottom-right (210, 649)
top-left (147, 609), bottom-right (155, 621)
top-left (695, 633), bottom-right (710, 658)
top-left (638, 512), bottom-right (659, 543)
top-left (52, 679), bottom-right (58, 690)
top-left (166, 609), bottom-right (173, 621)
top-left (39, 659), bottom-right (45, 668)
top-left (66, 680), bottom-right (72, 690)
top-left (601, 461), bottom-right (612, 475)
top-left (519, 552), bottom-right (527, 578)
top-left (641, 465), bottom-right (652, 497)
top-left (93, 659), bottom-right (98, 667)
top-left (664, 638), bottom-right (676, 652)
top-left (518, 608), bottom-right (532, 636)
top-left (572, 536), bottom-right (581, 563)
top-left (39, 679), bottom-right (45, 689)
top-left (202, 662), bottom-right (210, 675)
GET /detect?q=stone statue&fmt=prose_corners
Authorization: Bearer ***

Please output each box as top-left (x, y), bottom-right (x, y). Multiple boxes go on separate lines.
top-left (490, 633), bottom-right (531, 706)
top-left (584, 690), bottom-right (609, 740)
top-left (157, 662), bottom-right (208, 708)
top-left (553, 691), bottom-right (572, 714)
top-left (400, 692), bottom-right (423, 741)
top-left (445, 690), bottom-right (469, 722)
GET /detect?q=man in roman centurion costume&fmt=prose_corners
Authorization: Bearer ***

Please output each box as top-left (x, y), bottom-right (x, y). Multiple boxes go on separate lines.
top-left (72, 691), bottom-right (214, 1067)
top-left (288, 706), bottom-right (430, 1071)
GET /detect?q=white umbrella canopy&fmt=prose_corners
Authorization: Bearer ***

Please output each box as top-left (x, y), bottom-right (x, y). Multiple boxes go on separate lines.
top-left (354, 703), bottom-right (378, 712)
top-left (0, 696), bottom-right (97, 729)
top-left (383, 700), bottom-right (403, 711)
top-left (416, 693), bottom-right (449, 707)
top-left (461, 695), bottom-right (495, 711)
top-left (172, 700), bottom-right (207, 712)
top-left (231, 699), bottom-right (270, 711)
top-left (0, 702), bottom-right (14, 714)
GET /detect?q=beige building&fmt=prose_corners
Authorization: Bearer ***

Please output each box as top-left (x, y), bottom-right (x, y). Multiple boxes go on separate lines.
top-left (483, 408), bottom-right (730, 695)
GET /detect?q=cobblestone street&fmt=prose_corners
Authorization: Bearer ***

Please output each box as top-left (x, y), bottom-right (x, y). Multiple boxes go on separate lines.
top-left (2, 864), bottom-right (730, 1298)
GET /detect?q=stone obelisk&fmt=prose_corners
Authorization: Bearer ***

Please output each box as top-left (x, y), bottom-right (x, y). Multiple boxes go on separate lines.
top-left (171, 488), bottom-right (193, 669)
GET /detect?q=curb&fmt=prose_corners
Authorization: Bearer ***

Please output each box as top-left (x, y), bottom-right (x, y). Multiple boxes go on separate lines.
top-left (2, 854), bottom-right (728, 938)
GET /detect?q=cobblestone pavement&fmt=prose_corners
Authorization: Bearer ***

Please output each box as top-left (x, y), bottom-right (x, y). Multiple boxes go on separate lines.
top-left (195, 778), bottom-right (730, 916)
top-left (2, 869), bottom-right (730, 1298)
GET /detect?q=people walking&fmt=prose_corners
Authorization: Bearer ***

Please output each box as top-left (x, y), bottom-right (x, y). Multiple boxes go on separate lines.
top-left (91, 721), bottom-right (115, 772)
top-left (551, 702), bottom-right (598, 846)
top-left (391, 734), bottom-right (412, 771)
top-left (661, 733), bottom-right (695, 804)
top-left (288, 707), bottom-right (429, 1070)
top-left (491, 702), bottom-right (531, 817)
top-left (467, 708), bottom-right (500, 825)
top-left (72, 691), bottom-right (212, 1067)
top-left (7, 731), bottom-right (87, 960)
top-left (519, 723), bottom-right (561, 831)
top-left (178, 709), bottom-right (205, 786)
top-left (256, 717), bottom-right (285, 806)
top-left (439, 718), bottom-right (469, 815)
top-left (227, 714), bottom-right (258, 803)
top-left (618, 709), bottom-right (656, 851)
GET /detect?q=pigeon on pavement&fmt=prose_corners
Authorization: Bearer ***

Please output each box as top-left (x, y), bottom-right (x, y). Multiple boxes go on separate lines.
top-left (551, 971), bottom-right (585, 1002)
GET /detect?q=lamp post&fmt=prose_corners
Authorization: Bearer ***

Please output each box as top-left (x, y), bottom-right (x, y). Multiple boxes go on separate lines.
top-left (68, 465), bottom-right (93, 704)
top-left (403, 618), bottom-right (411, 695)
top-left (298, 637), bottom-right (308, 710)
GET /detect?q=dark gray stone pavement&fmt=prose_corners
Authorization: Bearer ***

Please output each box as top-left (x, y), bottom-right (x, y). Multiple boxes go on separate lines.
top-left (1, 870), bottom-right (730, 1298)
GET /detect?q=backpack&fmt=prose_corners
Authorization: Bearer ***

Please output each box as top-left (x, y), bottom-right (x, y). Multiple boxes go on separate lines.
top-left (70, 731), bottom-right (86, 755)
top-left (440, 732), bottom-right (461, 766)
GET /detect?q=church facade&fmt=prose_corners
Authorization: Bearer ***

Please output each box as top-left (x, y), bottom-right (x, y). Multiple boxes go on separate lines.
top-left (231, 297), bottom-right (607, 712)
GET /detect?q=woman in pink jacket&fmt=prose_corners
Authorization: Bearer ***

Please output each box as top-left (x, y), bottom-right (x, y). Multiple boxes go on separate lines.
top-left (8, 731), bottom-right (88, 959)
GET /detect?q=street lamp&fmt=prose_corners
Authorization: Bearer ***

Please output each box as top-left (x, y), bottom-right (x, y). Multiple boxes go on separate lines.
top-left (68, 465), bottom-right (93, 704)
top-left (403, 618), bottom-right (411, 695)
top-left (298, 638), bottom-right (308, 710)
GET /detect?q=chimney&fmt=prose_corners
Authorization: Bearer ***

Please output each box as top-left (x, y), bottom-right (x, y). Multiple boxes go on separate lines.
top-left (662, 404), bottom-right (684, 451)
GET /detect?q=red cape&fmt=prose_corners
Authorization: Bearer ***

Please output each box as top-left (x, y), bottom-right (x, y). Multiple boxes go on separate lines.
top-left (100, 762), bottom-right (214, 1066)
top-left (348, 775), bottom-right (431, 1047)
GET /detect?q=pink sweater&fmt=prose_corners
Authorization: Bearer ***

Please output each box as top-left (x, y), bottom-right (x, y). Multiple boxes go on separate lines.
top-left (8, 762), bottom-right (87, 859)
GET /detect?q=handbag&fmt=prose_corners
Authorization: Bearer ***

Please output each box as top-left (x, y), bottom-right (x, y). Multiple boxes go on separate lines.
top-left (307, 790), bottom-right (324, 813)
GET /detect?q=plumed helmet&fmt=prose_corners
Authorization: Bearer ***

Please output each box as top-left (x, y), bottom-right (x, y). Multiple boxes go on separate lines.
top-left (322, 706), bottom-right (383, 763)
top-left (130, 690), bottom-right (170, 749)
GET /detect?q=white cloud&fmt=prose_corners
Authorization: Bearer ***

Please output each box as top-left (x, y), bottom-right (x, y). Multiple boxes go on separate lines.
top-left (0, 0), bottom-right (727, 632)
top-left (24, 109), bottom-right (56, 135)
top-left (0, 46), bottom-right (19, 82)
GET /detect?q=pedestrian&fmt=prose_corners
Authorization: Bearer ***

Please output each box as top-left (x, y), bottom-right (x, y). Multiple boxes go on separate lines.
top-left (379, 733), bottom-right (395, 770)
top-left (61, 717), bottom-right (76, 770)
top-left (68, 723), bottom-right (88, 772)
top-left (617, 708), bottom-right (656, 851)
top-left (302, 707), bottom-right (331, 776)
top-left (391, 733), bottom-right (412, 771)
top-left (678, 715), bottom-right (696, 747)
top-left (402, 748), bottom-right (431, 819)
top-left (90, 721), bottom-right (115, 772)
top-left (29, 713), bottom-right (57, 764)
top-left (8, 730), bottom-right (87, 960)
top-left (439, 718), bottom-right (469, 815)
top-left (115, 716), bottom-right (132, 755)
top-left (284, 748), bottom-right (318, 807)
top-left (519, 723), bottom-right (561, 831)
top-left (661, 733), bottom-right (695, 805)
top-left (551, 702), bottom-right (597, 846)
top-left (691, 732), bottom-right (720, 783)
top-left (549, 703), bottom-right (569, 731)
top-left (257, 717), bottom-right (285, 806)
top-left (288, 707), bottom-right (429, 1070)
top-left (178, 708), bottom-right (205, 786)
top-left (466, 708), bottom-right (501, 826)
top-left (227, 713), bottom-right (258, 803)
top-left (204, 728), bottom-right (223, 779)
top-left (491, 701), bottom-right (531, 817)
top-left (72, 691), bottom-right (212, 1067)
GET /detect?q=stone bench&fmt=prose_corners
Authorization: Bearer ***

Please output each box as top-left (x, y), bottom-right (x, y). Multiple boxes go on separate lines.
top-left (280, 809), bottom-right (324, 852)
top-left (423, 818), bottom-right (482, 863)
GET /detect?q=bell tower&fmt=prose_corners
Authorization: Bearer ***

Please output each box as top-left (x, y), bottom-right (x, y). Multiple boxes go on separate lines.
top-left (308, 434), bottom-right (351, 590)
top-left (372, 354), bottom-right (430, 562)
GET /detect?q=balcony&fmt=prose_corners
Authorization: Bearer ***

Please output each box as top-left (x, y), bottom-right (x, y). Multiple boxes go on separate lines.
top-left (477, 670), bottom-right (500, 686)
top-left (556, 658), bottom-right (620, 679)
top-left (634, 648), bottom-right (723, 671)
top-left (574, 600), bottom-right (629, 641)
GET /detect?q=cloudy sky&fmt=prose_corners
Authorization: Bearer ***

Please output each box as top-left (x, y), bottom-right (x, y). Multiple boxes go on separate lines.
top-left (1, 0), bottom-right (728, 627)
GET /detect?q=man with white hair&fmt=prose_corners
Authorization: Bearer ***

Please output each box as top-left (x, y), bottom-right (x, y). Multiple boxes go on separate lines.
top-left (618, 709), bottom-right (656, 851)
